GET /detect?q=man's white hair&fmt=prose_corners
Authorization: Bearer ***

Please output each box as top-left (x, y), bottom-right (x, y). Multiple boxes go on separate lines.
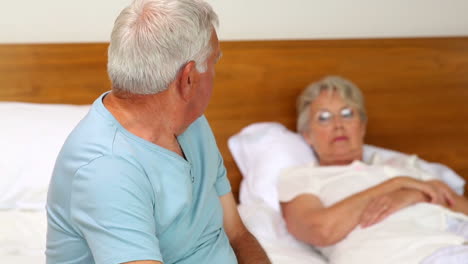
top-left (107, 0), bottom-right (218, 94)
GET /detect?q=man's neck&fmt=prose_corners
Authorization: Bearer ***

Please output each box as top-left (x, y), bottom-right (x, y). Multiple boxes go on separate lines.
top-left (103, 91), bottom-right (186, 156)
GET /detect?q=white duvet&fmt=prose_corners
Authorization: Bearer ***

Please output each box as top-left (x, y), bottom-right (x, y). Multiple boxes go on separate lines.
top-left (278, 156), bottom-right (468, 264)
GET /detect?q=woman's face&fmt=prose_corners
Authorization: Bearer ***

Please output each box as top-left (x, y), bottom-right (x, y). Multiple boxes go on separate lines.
top-left (303, 90), bottom-right (366, 165)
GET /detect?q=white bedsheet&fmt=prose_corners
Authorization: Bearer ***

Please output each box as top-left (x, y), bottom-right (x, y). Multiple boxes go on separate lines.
top-left (0, 210), bottom-right (46, 264)
top-left (238, 203), bottom-right (327, 264)
top-left (0, 255), bottom-right (45, 263)
top-left (1, 205), bottom-right (326, 264)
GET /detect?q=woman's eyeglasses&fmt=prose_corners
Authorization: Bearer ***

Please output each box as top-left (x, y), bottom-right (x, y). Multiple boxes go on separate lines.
top-left (313, 107), bottom-right (357, 126)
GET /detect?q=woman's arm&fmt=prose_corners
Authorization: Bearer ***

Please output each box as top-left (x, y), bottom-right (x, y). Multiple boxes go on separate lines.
top-left (359, 188), bottom-right (429, 227)
top-left (360, 179), bottom-right (466, 227)
top-left (281, 176), bottom-right (438, 247)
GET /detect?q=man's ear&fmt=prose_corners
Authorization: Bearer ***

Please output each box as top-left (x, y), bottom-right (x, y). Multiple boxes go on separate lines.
top-left (177, 61), bottom-right (197, 101)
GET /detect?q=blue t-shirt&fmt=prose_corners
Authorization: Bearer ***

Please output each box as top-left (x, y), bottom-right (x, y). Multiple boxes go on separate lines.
top-left (46, 93), bottom-right (237, 264)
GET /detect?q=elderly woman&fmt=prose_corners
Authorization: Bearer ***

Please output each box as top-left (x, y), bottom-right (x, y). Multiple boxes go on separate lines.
top-left (278, 76), bottom-right (468, 264)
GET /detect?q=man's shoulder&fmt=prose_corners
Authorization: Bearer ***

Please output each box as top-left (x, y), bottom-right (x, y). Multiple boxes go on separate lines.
top-left (186, 115), bottom-right (210, 133)
top-left (187, 115), bottom-right (217, 139)
top-left (59, 107), bottom-right (117, 162)
top-left (72, 155), bottom-right (148, 192)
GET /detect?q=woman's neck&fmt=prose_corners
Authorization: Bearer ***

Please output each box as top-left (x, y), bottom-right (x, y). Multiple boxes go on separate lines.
top-left (319, 158), bottom-right (359, 166)
top-left (317, 149), bottom-right (363, 166)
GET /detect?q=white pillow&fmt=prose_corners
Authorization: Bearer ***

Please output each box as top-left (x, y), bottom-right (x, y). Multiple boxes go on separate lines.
top-left (229, 122), bottom-right (315, 211)
top-left (0, 102), bottom-right (90, 210)
top-left (228, 122), bottom-right (465, 211)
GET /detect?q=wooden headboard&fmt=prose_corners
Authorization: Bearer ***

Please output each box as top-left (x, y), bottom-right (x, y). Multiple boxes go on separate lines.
top-left (1, 37), bottom-right (467, 199)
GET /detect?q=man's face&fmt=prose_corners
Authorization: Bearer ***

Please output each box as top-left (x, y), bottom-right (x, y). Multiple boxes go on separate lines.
top-left (194, 29), bottom-right (222, 115)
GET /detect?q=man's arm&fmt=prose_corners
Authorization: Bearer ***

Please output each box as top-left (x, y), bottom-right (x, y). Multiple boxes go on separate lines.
top-left (123, 261), bottom-right (162, 264)
top-left (220, 192), bottom-right (271, 264)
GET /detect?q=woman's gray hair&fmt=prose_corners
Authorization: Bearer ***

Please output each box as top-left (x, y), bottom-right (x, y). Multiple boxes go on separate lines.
top-left (107, 0), bottom-right (218, 95)
top-left (296, 76), bottom-right (367, 133)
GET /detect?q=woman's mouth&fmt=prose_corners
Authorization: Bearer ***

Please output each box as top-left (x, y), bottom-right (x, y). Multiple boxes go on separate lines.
top-left (333, 136), bottom-right (348, 142)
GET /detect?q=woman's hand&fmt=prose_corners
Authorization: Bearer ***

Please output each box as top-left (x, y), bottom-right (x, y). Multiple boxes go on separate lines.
top-left (360, 189), bottom-right (427, 228)
top-left (391, 176), bottom-right (455, 206)
top-left (388, 176), bottom-right (437, 203)
top-left (360, 178), bottom-right (456, 228)
top-left (425, 180), bottom-right (455, 208)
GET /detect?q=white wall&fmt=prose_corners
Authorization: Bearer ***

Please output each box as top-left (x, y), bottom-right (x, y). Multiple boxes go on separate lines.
top-left (1, 0), bottom-right (467, 43)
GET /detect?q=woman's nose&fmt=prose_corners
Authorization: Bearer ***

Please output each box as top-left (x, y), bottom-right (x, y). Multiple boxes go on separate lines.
top-left (332, 116), bottom-right (345, 128)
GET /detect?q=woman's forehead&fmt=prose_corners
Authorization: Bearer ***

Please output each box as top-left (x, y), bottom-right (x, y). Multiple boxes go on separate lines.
top-left (311, 90), bottom-right (349, 110)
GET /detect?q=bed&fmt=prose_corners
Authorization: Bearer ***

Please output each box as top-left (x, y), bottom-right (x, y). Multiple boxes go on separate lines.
top-left (1, 37), bottom-right (467, 263)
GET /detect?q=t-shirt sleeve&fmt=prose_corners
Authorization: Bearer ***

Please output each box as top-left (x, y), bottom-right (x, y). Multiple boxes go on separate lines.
top-left (70, 156), bottom-right (163, 264)
top-left (215, 151), bottom-right (232, 196)
top-left (278, 165), bottom-right (320, 202)
top-left (381, 154), bottom-right (439, 181)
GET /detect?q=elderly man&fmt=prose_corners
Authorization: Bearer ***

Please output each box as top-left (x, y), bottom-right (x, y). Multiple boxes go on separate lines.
top-left (46, 1), bottom-right (270, 263)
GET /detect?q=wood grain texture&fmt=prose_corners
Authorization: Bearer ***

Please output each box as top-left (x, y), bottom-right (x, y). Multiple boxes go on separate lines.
top-left (1, 38), bottom-right (467, 199)
top-left (0, 43), bottom-right (109, 104)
